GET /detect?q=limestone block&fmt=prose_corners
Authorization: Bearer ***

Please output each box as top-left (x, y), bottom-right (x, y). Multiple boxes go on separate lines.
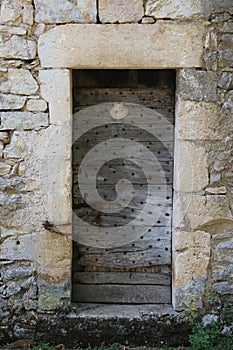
top-left (3, 131), bottom-right (25, 158)
top-left (28, 125), bottom-right (71, 224)
top-left (212, 265), bottom-right (233, 281)
top-left (35, 231), bottom-right (71, 283)
top-left (38, 23), bottom-right (205, 68)
top-left (176, 101), bottom-right (221, 140)
top-left (0, 131), bottom-right (10, 144)
top-left (22, 1), bottom-right (34, 25)
top-left (214, 239), bottom-right (233, 263)
top-left (0, 162), bottom-right (11, 175)
top-left (145, 0), bottom-right (213, 19)
top-left (174, 141), bottom-right (209, 192)
top-left (0, 25), bottom-right (27, 35)
top-left (173, 230), bottom-right (210, 287)
top-left (31, 125), bottom-right (71, 161)
top-left (0, 233), bottom-right (36, 261)
top-left (39, 158), bottom-right (71, 225)
top-left (38, 281), bottom-right (70, 310)
top-left (99, 0), bottom-right (144, 23)
top-left (141, 17), bottom-right (155, 24)
top-left (34, 0), bottom-right (96, 24)
top-left (26, 99), bottom-right (47, 112)
top-left (0, 112), bottom-right (48, 130)
top-left (1, 68), bottom-right (38, 95)
top-left (174, 194), bottom-right (232, 230)
top-left (205, 186), bottom-right (226, 194)
top-left (218, 34), bottom-right (233, 68)
top-left (213, 282), bottom-right (233, 295)
top-left (214, 0), bottom-right (233, 14)
top-left (0, 0), bottom-right (34, 25)
top-left (0, 35), bottom-right (36, 60)
top-left (178, 70), bottom-right (217, 102)
top-left (39, 70), bottom-right (71, 124)
top-left (0, 94), bottom-right (26, 110)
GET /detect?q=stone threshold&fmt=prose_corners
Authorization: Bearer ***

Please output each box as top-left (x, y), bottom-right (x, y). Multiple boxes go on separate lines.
top-left (69, 303), bottom-right (176, 319)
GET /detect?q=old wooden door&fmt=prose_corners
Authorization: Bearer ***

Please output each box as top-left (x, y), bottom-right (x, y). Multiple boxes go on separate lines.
top-left (72, 70), bottom-right (175, 304)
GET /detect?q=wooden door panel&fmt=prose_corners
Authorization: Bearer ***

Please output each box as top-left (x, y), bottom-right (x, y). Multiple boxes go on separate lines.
top-left (72, 70), bottom-right (175, 304)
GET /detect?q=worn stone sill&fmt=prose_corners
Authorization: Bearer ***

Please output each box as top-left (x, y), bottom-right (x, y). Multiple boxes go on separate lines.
top-left (69, 303), bottom-right (176, 319)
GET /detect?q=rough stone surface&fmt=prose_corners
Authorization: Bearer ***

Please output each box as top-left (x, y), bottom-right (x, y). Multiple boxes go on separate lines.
top-left (0, 25), bottom-right (27, 35)
top-left (141, 16), bottom-right (155, 24)
top-left (214, 0), bottom-right (233, 14)
top-left (173, 230), bottom-right (210, 310)
top-left (0, 35), bottom-right (36, 60)
top-left (0, 94), bottom-right (26, 110)
top-left (145, 0), bottom-right (213, 19)
top-left (0, 112), bottom-right (49, 130)
top-left (99, 0), bottom-right (144, 23)
top-left (34, 0), bottom-right (97, 24)
top-left (38, 23), bottom-right (205, 68)
top-left (218, 34), bottom-right (233, 68)
top-left (0, 0), bottom-right (34, 25)
top-left (176, 101), bottom-right (221, 140)
top-left (173, 230), bottom-right (210, 286)
top-left (0, 162), bottom-right (11, 175)
top-left (1, 68), bottom-right (38, 95)
top-left (26, 99), bottom-right (47, 112)
top-left (174, 194), bottom-right (232, 230)
top-left (174, 141), bottom-right (209, 192)
top-left (205, 186), bottom-right (226, 194)
top-left (39, 69), bottom-right (71, 124)
top-left (178, 70), bottom-right (217, 102)
top-left (0, 131), bottom-right (10, 143)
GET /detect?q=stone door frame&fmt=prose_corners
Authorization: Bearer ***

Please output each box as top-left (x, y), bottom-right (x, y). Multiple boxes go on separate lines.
top-left (37, 22), bottom-right (206, 310)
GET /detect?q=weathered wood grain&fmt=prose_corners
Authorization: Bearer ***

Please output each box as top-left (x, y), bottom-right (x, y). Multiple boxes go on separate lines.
top-left (73, 271), bottom-right (171, 285)
top-left (77, 244), bottom-right (171, 268)
top-left (73, 184), bottom-right (172, 206)
top-left (72, 284), bottom-right (171, 303)
top-left (73, 122), bottom-right (174, 142)
top-left (77, 227), bottom-right (171, 252)
top-left (73, 87), bottom-right (175, 111)
top-left (73, 204), bottom-right (172, 227)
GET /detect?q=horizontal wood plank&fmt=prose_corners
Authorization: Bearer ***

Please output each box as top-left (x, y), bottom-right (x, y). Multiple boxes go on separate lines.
top-left (77, 227), bottom-right (171, 253)
top-left (73, 271), bottom-right (171, 285)
top-left (77, 246), bottom-right (171, 268)
top-left (72, 284), bottom-right (171, 303)
top-left (73, 203), bottom-right (172, 228)
top-left (73, 121), bottom-right (174, 139)
top-left (73, 184), bottom-right (173, 208)
top-left (73, 87), bottom-right (175, 111)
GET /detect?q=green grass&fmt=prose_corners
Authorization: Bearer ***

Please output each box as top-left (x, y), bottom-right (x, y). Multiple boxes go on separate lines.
top-left (187, 321), bottom-right (233, 350)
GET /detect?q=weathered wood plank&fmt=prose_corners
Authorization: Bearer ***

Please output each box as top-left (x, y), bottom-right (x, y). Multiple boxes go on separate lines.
top-left (73, 88), bottom-right (175, 110)
top-left (73, 204), bottom-right (172, 228)
top-left (75, 264), bottom-right (172, 274)
top-left (73, 121), bottom-right (174, 144)
top-left (74, 165), bottom-right (172, 185)
top-left (73, 272), bottom-right (171, 285)
top-left (73, 144), bottom-right (173, 170)
top-left (77, 245), bottom-right (171, 268)
top-left (72, 284), bottom-right (171, 303)
top-left (77, 227), bottom-right (171, 253)
top-left (73, 184), bottom-right (173, 208)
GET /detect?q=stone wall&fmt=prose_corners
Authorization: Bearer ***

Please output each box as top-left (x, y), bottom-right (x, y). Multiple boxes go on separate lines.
top-left (0, 0), bottom-right (233, 346)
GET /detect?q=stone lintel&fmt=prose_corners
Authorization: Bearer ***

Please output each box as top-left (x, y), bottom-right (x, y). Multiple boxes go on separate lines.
top-left (38, 23), bottom-right (205, 69)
